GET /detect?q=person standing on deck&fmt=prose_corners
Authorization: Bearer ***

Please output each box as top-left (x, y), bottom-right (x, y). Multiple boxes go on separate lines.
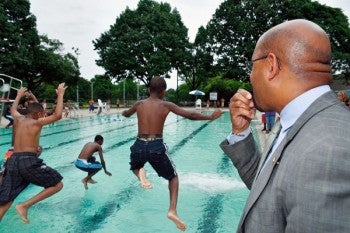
top-left (220, 19), bottom-right (350, 233)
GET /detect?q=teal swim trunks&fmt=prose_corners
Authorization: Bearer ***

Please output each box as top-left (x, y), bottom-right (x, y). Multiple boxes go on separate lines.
top-left (75, 156), bottom-right (102, 173)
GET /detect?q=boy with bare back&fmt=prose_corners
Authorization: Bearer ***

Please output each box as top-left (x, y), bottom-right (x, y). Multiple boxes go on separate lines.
top-left (75, 135), bottom-right (112, 190)
top-left (122, 76), bottom-right (222, 231)
top-left (0, 83), bottom-right (67, 224)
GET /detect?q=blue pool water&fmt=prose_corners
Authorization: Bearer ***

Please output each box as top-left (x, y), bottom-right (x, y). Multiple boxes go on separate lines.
top-left (0, 111), bottom-right (258, 233)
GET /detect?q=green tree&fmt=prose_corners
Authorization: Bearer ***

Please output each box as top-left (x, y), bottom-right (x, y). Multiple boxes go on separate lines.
top-left (93, 0), bottom-right (190, 87)
top-left (91, 75), bottom-right (117, 101)
top-left (205, 0), bottom-right (350, 82)
top-left (204, 75), bottom-right (251, 102)
top-left (0, 0), bottom-right (80, 91)
top-left (180, 26), bottom-right (215, 91)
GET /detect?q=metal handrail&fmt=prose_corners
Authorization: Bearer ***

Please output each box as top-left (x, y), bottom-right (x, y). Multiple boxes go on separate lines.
top-left (0, 74), bottom-right (23, 124)
top-left (0, 73), bottom-right (23, 99)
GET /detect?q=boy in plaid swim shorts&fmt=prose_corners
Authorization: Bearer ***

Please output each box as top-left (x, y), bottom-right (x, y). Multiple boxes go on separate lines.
top-left (0, 83), bottom-right (67, 223)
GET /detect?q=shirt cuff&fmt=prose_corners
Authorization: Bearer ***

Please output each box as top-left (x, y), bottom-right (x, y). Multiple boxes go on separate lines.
top-left (226, 128), bottom-right (251, 145)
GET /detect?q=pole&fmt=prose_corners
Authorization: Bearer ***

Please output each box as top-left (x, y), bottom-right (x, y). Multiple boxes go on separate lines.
top-left (176, 69), bottom-right (179, 103)
top-left (123, 79), bottom-right (126, 107)
top-left (76, 85), bottom-right (79, 104)
top-left (91, 81), bottom-right (94, 100)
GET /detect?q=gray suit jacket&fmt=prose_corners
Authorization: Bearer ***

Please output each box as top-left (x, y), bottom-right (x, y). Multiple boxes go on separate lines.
top-left (220, 91), bottom-right (350, 233)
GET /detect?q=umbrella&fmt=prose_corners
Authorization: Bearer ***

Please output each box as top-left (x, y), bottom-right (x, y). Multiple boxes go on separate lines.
top-left (189, 90), bottom-right (205, 96)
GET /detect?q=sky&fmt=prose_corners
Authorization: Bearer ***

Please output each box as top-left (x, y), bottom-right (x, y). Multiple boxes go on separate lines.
top-left (29, 0), bottom-right (350, 89)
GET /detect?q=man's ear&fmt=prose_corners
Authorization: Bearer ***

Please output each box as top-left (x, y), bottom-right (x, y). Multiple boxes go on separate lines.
top-left (266, 53), bottom-right (280, 80)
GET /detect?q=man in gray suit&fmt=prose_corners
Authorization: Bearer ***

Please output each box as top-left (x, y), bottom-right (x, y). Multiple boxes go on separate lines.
top-left (220, 19), bottom-right (350, 233)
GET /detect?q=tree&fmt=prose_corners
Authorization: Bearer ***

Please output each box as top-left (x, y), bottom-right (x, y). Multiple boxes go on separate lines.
top-left (93, 0), bottom-right (190, 87)
top-left (204, 75), bottom-right (251, 102)
top-left (205, 0), bottom-right (350, 82)
top-left (0, 0), bottom-right (80, 91)
top-left (179, 26), bottom-right (215, 91)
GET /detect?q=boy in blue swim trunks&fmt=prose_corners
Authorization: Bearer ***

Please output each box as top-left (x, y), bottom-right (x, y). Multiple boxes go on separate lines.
top-left (122, 76), bottom-right (222, 231)
top-left (75, 135), bottom-right (112, 190)
top-left (0, 83), bottom-right (67, 224)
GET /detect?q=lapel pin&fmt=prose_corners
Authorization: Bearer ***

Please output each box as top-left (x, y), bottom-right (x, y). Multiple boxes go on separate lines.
top-left (272, 157), bottom-right (280, 165)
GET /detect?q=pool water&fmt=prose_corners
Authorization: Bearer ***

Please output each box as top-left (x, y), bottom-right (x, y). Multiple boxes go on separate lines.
top-left (0, 111), bottom-right (258, 233)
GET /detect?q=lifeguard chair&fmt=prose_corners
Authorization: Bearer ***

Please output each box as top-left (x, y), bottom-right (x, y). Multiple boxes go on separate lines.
top-left (97, 99), bottom-right (106, 115)
top-left (0, 74), bottom-right (23, 124)
top-left (195, 99), bottom-right (202, 109)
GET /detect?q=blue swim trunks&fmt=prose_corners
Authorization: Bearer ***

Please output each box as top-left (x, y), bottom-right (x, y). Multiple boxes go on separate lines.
top-left (75, 157), bottom-right (102, 173)
top-left (129, 138), bottom-right (177, 180)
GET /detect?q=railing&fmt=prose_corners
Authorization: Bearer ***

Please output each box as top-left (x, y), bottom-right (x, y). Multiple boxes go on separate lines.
top-left (0, 74), bottom-right (23, 124)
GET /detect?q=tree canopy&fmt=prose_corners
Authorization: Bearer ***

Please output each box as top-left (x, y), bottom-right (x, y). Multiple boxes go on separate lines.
top-left (204, 0), bottom-right (350, 82)
top-left (93, 0), bottom-right (190, 87)
top-left (0, 0), bottom-right (80, 91)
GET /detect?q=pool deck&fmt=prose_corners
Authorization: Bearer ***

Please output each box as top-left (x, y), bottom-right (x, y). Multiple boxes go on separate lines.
top-left (1, 107), bottom-right (268, 150)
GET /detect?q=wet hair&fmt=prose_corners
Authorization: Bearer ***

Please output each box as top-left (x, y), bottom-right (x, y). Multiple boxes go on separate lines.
top-left (94, 135), bottom-right (104, 142)
top-left (27, 102), bottom-right (44, 115)
top-left (149, 76), bottom-right (167, 94)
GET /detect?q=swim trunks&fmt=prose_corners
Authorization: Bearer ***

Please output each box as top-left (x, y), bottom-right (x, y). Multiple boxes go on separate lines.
top-left (75, 156), bottom-right (102, 173)
top-left (0, 152), bottom-right (63, 204)
top-left (129, 138), bottom-right (177, 180)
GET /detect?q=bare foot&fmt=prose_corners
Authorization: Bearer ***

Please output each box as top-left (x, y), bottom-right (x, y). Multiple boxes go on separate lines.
top-left (140, 180), bottom-right (153, 189)
top-left (139, 168), bottom-right (153, 189)
top-left (15, 204), bottom-right (29, 224)
top-left (88, 179), bottom-right (97, 184)
top-left (167, 211), bottom-right (186, 231)
top-left (81, 179), bottom-right (88, 190)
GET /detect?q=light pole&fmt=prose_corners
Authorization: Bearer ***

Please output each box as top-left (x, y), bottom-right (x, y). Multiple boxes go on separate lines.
top-left (123, 79), bottom-right (126, 106)
top-left (90, 81), bottom-right (94, 100)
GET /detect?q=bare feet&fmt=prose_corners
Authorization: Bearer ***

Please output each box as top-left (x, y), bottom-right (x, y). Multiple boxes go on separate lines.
top-left (88, 178), bottom-right (97, 184)
top-left (167, 211), bottom-right (186, 231)
top-left (81, 179), bottom-right (88, 190)
top-left (138, 168), bottom-right (153, 189)
top-left (15, 204), bottom-right (29, 224)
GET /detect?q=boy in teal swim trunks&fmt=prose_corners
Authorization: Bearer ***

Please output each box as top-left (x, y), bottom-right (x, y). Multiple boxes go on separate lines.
top-left (75, 135), bottom-right (112, 190)
top-left (122, 76), bottom-right (222, 231)
top-left (0, 83), bottom-right (67, 224)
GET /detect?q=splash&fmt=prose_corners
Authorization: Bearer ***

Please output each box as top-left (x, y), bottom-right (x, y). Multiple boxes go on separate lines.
top-left (179, 172), bottom-right (245, 193)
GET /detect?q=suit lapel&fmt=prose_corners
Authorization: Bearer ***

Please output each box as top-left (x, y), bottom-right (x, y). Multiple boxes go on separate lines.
top-left (238, 136), bottom-right (288, 230)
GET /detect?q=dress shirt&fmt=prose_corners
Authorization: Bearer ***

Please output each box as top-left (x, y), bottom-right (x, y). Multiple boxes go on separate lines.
top-left (269, 85), bottom-right (331, 155)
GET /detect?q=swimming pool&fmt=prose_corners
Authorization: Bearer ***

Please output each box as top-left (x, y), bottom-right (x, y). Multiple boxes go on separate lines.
top-left (0, 111), bottom-right (259, 233)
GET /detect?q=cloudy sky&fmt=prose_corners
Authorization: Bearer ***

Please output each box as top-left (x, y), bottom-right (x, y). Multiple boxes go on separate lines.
top-left (29, 0), bottom-right (350, 89)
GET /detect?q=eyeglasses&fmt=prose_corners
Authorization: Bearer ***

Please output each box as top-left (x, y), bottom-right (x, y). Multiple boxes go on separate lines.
top-left (246, 55), bottom-right (268, 74)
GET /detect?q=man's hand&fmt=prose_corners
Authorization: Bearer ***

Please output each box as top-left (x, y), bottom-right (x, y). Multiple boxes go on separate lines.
top-left (229, 89), bottom-right (256, 134)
